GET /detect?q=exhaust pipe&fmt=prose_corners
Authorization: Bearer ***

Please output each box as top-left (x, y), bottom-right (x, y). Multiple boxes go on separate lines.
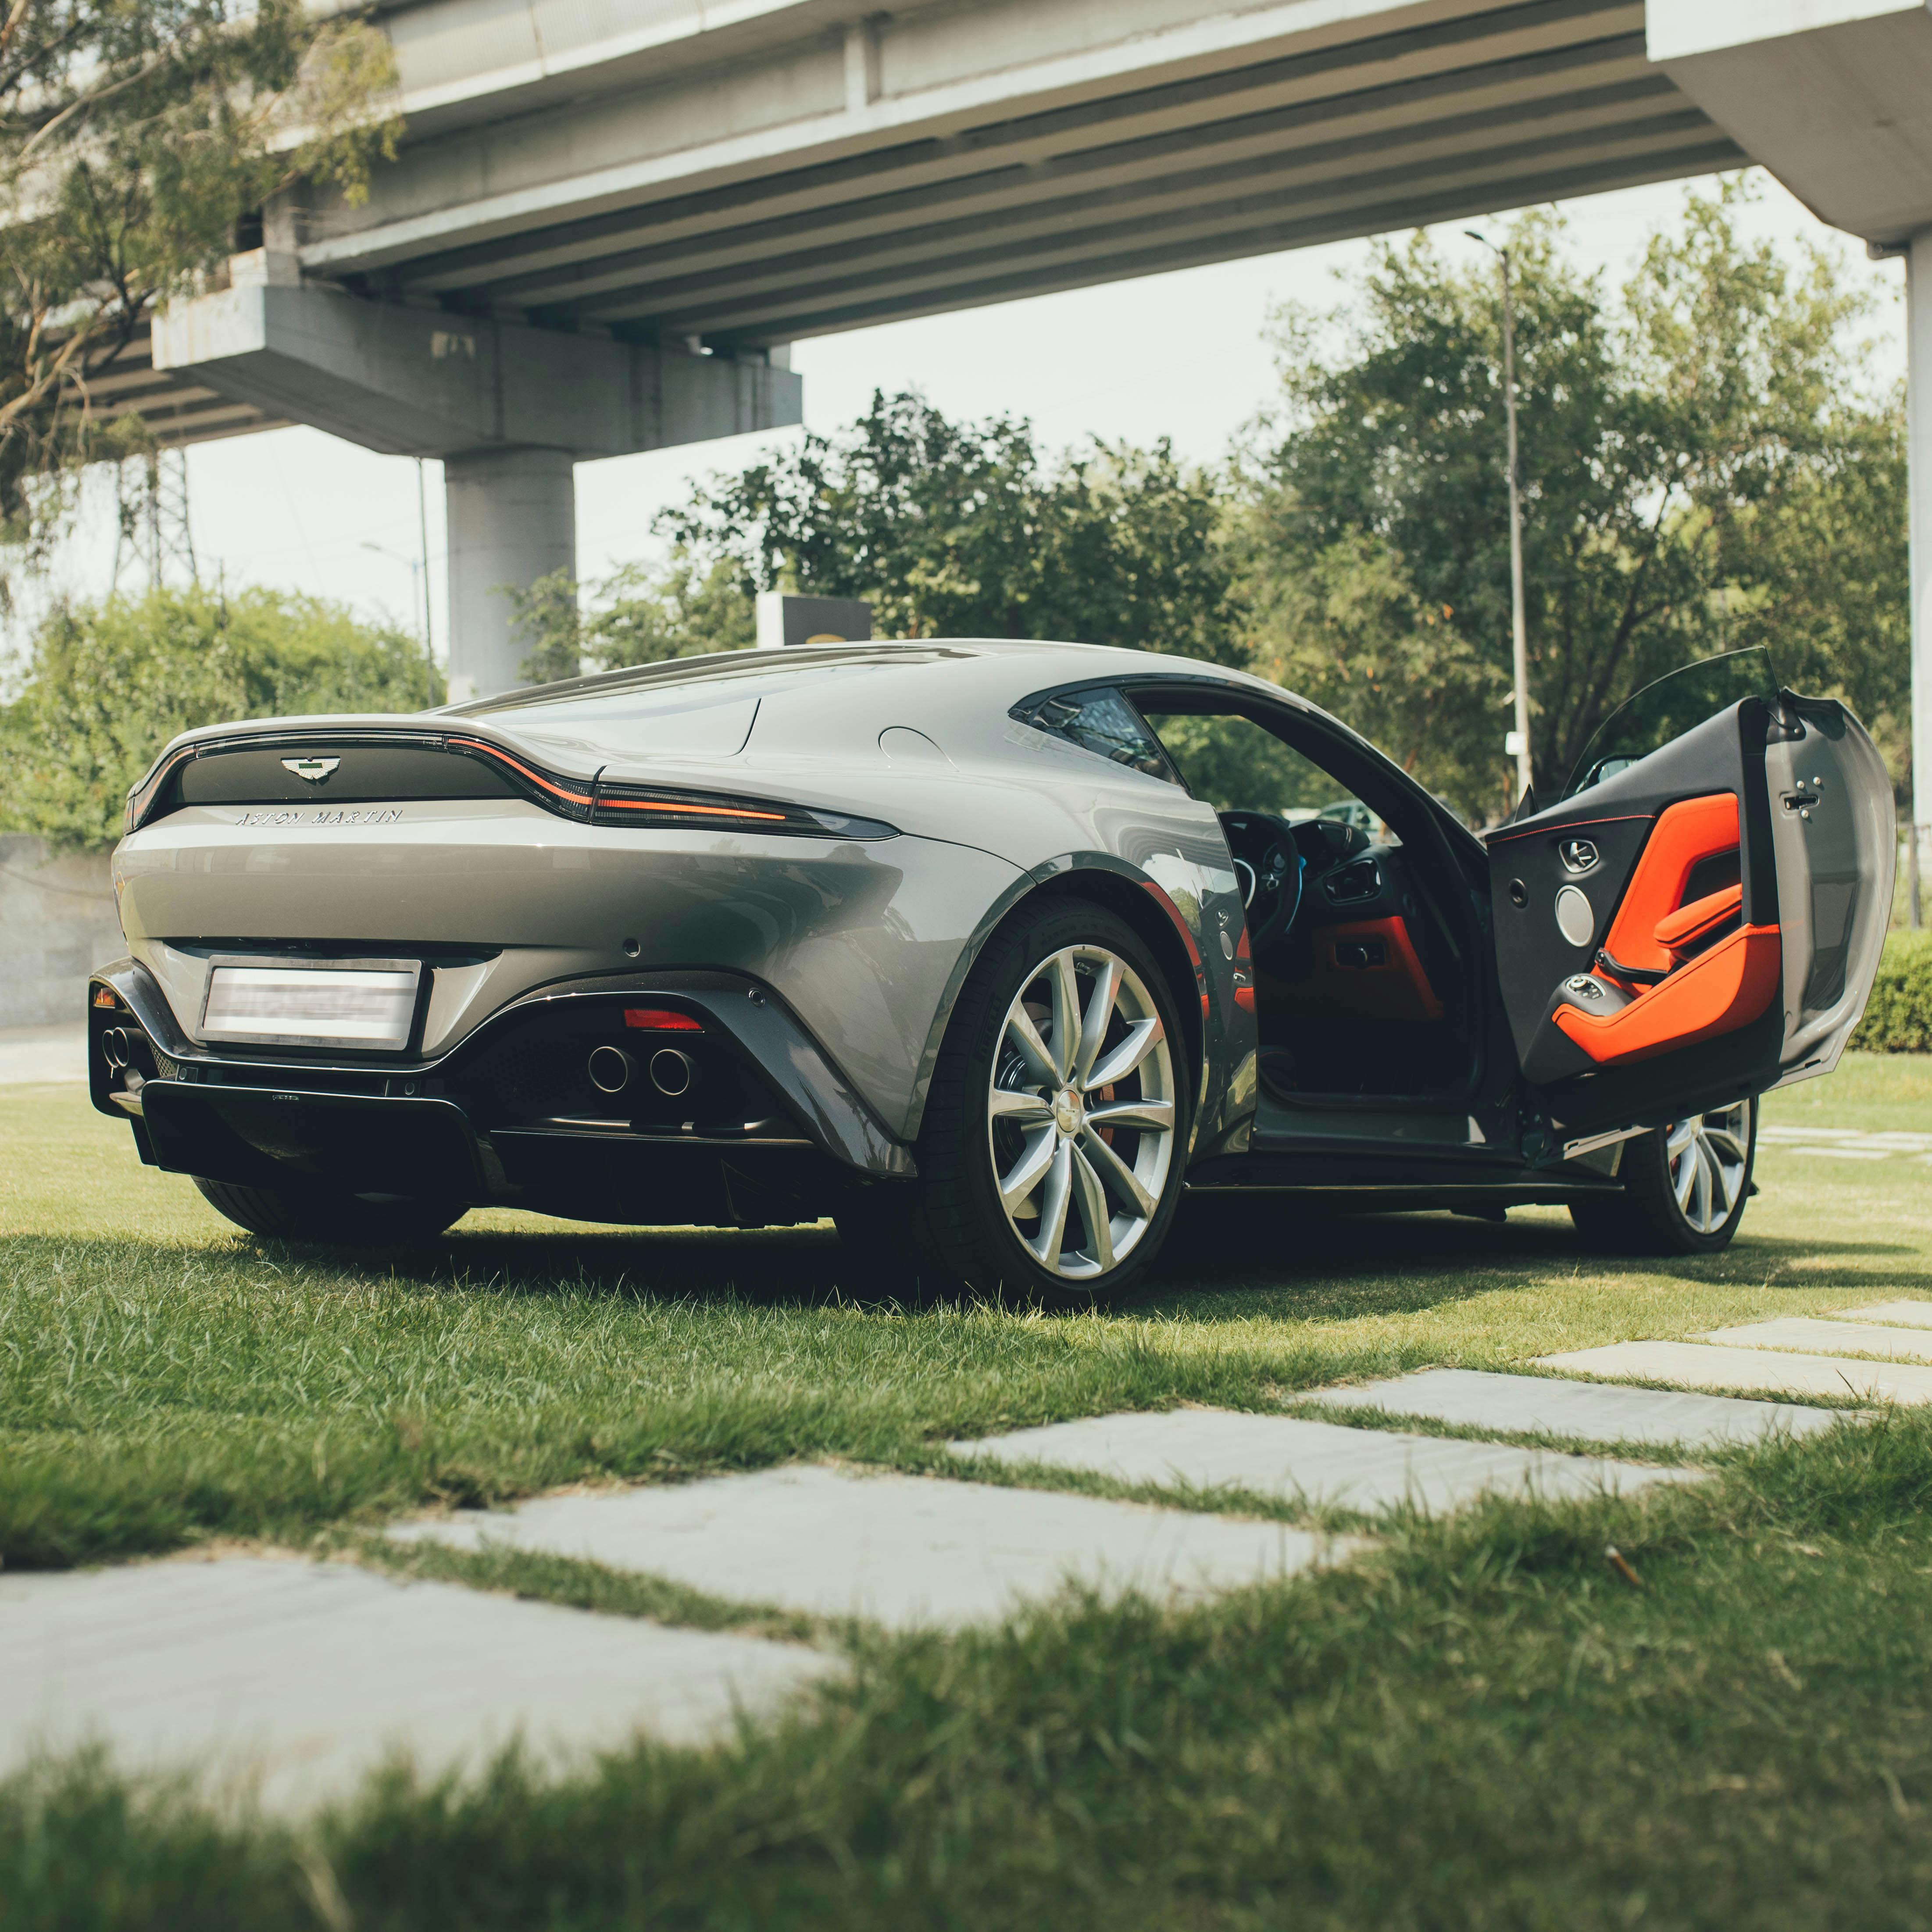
top-left (647, 1047), bottom-right (694, 1097)
top-left (101, 1027), bottom-right (129, 1068)
top-left (587, 1045), bottom-right (632, 1094)
top-left (588, 1043), bottom-right (699, 1099)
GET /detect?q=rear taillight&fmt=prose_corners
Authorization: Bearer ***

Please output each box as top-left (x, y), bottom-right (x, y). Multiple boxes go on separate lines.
top-left (445, 738), bottom-right (595, 819)
top-left (592, 782), bottom-right (895, 838)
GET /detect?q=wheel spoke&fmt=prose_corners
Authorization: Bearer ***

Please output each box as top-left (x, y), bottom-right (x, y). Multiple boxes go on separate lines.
top-left (1005, 1007), bottom-right (1060, 1086)
top-left (1070, 1145), bottom-right (1114, 1271)
top-left (1048, 951), bottom-right (1081, 1083)
top-left (1086, 1097), bottom-right (1175, 1136)
top-left (1030, 1141), bottom-right (1074, 1268)
top-left (1701, 1134), bottom-right (1736, 1221)
top-left (1079, 1123), bottom-right (1157, 1219)
top-left (1666, 1117), bottom-right (1700, 1160)
top-left (1673, 1142), bottom-right (1698, 1211)
top-left (1087, 1018), bottom-right (1164, 1093)
top-left (1703, 1128), bottom-right (1749, 1168)
top-left (1689, 1143), bottom-right (1714, 1230)
top-left (1074, 955), bottom-right (1122, 1086)
top-left (989, 1086), bottom-right (1054, 1126)
top-left (999, 1126), bottom-right (1058, 1215)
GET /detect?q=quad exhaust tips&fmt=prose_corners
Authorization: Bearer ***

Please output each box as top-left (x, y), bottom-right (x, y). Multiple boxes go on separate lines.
top-left (588, 1044), bottom-right (696, 1098)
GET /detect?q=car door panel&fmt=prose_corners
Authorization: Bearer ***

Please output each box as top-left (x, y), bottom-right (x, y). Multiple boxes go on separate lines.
top-left (1488, 699), bottom-right (1784, 1127)
top-left (1487, 811), bottom-right (1656, 1079)
top-left (1765, 696), bottom-right (1896, 1086)
top-left (1489, 679), bottom-right (1892, 1135)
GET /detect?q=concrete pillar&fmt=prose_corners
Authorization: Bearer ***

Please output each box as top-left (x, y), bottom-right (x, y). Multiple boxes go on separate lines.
top-left (444, 448), bottom-right (576, 703)
top-left (1911, 235), bottom-right (1932, 920)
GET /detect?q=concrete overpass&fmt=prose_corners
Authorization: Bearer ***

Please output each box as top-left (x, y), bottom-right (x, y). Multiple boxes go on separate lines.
top-left (131, 0), bottom-right (1932, 842)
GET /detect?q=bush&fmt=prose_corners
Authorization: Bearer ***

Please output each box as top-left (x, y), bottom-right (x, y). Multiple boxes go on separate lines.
top-left (1850, 930), bottom-right (1932, 1053)
top-left (0, 585), bottom-right (442, 851)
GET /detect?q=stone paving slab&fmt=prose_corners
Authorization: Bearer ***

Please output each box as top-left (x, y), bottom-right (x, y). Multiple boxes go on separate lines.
top-left (0, 1557), bottom-right (837, 1813)
top-left (1536, 1341), bottom-right (1932, 1405)
top-left (1701, 1317), bottom-right (1932, 1364)
top-left (1758, 1125), bottom-right (1932, 1159)
top-left (392, 1467), bottom-right (1345, 1629)
top-left (946, 1409), bottom-right (1700, 1515)
top-left (1302, 1367), bottom-right (1842, 1450)
top-left (1831, 1300), bottom-right (1932, 1331)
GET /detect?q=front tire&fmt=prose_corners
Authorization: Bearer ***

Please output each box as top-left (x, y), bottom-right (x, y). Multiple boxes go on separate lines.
top-left (192, 1177), bottom-right (466, 1245)
top-left (837, 898), bottom-right (1190, 1303)
top-left (1569, 1099), bottom-right (1757, 1256)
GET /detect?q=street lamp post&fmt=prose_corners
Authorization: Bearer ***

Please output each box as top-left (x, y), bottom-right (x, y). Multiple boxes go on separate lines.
top-left (1468, 231), bottom-right (1533, 807)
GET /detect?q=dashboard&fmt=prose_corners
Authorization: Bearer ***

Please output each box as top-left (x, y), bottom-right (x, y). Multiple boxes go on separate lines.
top-left (1217, 811), bottom-right (1445, 1024)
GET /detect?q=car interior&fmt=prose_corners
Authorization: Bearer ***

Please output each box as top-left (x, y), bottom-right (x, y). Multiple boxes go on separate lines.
top-left (1134, 701), bottom-right (1479, 1107)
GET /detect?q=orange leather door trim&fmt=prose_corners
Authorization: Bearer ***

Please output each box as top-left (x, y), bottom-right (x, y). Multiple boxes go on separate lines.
top-left (1555, 925), bottom-right (1781, 1066)
top-left (1601, 793), bottom-right (1740, 977)
top-left (1654, 882), bottom-right (1743, 956)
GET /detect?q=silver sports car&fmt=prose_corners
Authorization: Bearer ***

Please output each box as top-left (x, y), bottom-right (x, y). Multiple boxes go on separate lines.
top-left (90, 640), bottom-right (1892, 1295)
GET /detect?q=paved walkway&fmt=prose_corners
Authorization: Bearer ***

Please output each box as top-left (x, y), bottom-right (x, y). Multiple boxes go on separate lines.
top-left (1, 1557), bottom-right (838, 1813)
top-left (392, 1467), bottom-right (1348, 1630)
top-left (7, 1224), bottom-right (1921, 1807)
top-left (1757, 1123), bottom-right (1932, 1162)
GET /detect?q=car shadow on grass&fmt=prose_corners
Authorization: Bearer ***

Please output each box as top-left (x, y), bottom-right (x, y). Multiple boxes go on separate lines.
top-left (39, 1198), bottom-right (1909, 1324)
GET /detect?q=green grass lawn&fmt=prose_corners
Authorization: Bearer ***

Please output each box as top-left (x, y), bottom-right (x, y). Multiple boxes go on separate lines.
top-left (5, 1056), bottom-right (1932, 1928)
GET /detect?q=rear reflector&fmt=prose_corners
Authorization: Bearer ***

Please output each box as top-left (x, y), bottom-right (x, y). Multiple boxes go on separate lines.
top-left (624, 1007), bottom-right (703, 1032)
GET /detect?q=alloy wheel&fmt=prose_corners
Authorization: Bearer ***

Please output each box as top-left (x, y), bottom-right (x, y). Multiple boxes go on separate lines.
top-left (986, 944), bottom-right (1176, 1280)
top-left (1664, 1102), bottom-right (1752, 1235)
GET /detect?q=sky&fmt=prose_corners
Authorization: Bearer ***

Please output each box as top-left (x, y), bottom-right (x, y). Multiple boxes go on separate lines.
top-left (21, 168), bottom-right (1907, 664)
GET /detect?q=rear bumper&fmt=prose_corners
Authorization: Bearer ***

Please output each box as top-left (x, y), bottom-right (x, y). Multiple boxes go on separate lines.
top-left (88, 959), bottom-right (912, 1227)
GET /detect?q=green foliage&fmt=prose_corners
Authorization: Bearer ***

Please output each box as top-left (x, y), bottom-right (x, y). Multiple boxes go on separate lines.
top-left (0, 585), bottom-right (442, 850)
top-left (1138, 709), bottom-right (1343, 818)
top-left (660, 389), bottom-right (1246, 664)
top-left (512, 554), bottom-right (755, 685)
top-left (0, 3), bottom-right (400, 582)
top-left (1849, 931), bottom-right (1932, 1053)
top-left (1241, 179), bottom-right (1906, 820)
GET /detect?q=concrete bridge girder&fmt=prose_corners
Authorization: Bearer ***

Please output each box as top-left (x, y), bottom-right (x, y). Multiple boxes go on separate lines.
top-left (152, 264), bottom-right (801, 698)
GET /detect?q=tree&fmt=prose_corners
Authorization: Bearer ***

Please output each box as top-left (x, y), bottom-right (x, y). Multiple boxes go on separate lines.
top-left (0, 3), bottom-right (398, 585)
top-left (1240, 179), bottom-right (1905, 819)
top-left (0, 584), bottom-right (441, 849)
top-left (660, 389), bottom-right (1247, 664)
top-left (513, 554), bottom-right (755, 685)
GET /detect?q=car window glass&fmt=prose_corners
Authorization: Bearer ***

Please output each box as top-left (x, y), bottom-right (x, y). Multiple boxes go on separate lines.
top-left (1018, 688), bottom-right (1178, 780)
top-left (1563, 648), bottom-right (1780, 799)
top-left (1140, 709), bottom-right (1398, 843)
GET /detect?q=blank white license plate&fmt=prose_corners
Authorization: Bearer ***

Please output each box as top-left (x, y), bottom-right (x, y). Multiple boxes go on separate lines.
top-left (201, 957), bottom-right (422, 1052)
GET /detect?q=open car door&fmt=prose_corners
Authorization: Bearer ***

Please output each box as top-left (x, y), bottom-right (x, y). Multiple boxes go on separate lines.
top-left (1487, 650), bottom-right (1894, 1139)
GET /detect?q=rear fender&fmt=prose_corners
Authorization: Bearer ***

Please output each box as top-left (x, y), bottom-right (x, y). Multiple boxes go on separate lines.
top-left (900, 851), bottom-right (1255, 1163)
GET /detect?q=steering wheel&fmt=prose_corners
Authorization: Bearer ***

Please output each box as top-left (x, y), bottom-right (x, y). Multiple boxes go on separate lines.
top-left (1217, 812), bottom-right (1304, 952)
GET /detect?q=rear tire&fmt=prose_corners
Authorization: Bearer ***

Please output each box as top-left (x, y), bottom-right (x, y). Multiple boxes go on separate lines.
top-left (836, 897), bottom-right (1191, 1305)
top-left (193, 1177), bottom-right (465, 1245)
top-left (1569, 1099), bottom-right (1757, 1257)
